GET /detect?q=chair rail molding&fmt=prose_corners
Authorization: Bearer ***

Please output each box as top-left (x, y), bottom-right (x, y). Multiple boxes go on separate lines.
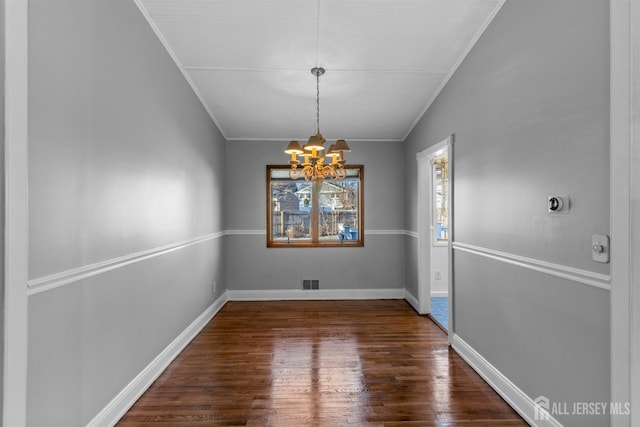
top-left (27, 232), bottom-right (226, 296)
top-left (452, 242), bottom-right (611, 291)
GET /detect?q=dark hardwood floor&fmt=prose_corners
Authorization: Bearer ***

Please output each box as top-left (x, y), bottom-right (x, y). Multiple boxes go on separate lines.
top-left (117, 300), bottom-right (527, 426)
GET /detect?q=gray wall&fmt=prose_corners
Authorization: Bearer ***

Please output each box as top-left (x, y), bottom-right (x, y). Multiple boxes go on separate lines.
top-left (21, 0), bottom-right (614, 425)
top-left (0, 0), bottom-right (5, 419)
top-left (225, 140), bottom-right (406, 292)
top-left (27, 0), bottom-right (226, 425)
top-left (404, 1), bottom-right (610, 426)
top-left (634, 2), bottom-right (640, 420)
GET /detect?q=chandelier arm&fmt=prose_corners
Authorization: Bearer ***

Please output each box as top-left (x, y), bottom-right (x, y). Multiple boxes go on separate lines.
top-left (289, 165), bottom-right (307, 180)
top-left (288, 161), bottom-right (348, 182)
top-left (321, 165), bottom-right (332, 179)
top-left (304, 166), bottom-right (315, 181)
top-left (324, 165), bottom-right (335, 180)
top-left (324, 165), bottom-right (338, 179)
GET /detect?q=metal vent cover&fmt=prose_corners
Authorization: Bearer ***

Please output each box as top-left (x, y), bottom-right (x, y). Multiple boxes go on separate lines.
top-left (302, 279), bottom-right (319, 290)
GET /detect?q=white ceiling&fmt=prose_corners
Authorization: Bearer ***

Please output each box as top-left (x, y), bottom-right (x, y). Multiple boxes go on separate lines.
top-left (136, 0), bottom-right (504, 142)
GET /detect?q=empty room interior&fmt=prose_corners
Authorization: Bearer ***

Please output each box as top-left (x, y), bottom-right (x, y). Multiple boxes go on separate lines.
top-left (3, 0), bottom-right (639, 426)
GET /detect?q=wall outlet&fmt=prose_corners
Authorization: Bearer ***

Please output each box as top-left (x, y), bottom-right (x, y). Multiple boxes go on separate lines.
top-left (435, 271), bottom-right (442, 280)
top-left (212, 281), bottom-right (216, 294)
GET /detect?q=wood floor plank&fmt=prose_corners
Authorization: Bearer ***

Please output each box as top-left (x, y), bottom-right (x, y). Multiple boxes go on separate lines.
top-left (117, 300), bottom-right (526, 426)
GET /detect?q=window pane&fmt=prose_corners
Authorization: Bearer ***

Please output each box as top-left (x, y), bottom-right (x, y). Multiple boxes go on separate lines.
top-left (270, 176), bottom-right (312, 243)
top-left (317, 176), bottom-right (360, 243)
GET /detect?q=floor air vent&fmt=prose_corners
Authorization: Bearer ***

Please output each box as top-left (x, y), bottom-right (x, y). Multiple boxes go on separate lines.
top-left (302, 279), bottom-right (319, 290)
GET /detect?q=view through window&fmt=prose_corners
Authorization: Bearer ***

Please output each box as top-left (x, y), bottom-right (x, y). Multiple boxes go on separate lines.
top-left (432, 156), bottom-right (449, 245)
top-left (267, 165), bottom-right (364, 247)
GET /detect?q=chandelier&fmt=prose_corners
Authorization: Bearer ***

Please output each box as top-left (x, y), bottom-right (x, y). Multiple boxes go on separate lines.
top-left (284, 67), bottom-right (351, 181)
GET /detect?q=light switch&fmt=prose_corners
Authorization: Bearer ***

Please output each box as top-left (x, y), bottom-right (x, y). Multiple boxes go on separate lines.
top-left (592, 234), bottom-right (609, 263)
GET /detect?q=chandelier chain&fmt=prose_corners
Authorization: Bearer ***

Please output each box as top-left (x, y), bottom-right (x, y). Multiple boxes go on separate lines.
top-left (315, 0), bottom-right (320, 65)
top-left (283, 66), bottom-right (350, 182)
top-left (316, 71), bottom-right (320, 134)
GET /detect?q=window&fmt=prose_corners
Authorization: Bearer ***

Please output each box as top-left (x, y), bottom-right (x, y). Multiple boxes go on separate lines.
top-left (432, 156), bottom-right (449, 245)
top-left (267, 165), bottom-right (364, 247)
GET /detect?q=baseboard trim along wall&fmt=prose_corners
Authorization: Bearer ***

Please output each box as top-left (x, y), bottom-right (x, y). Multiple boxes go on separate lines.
top-left (27, 232), bottom-right (226, 296)
top-left (86, 291), bottom-right (229, 427)
top-left (87, 288), bottom-right (414, 425)
top-left (452, 241), bottom-right (610, 291)
top-left (404, 290), bottom-right (420, 313)
top-left (228, 288), bottom-right (406, 301)
top-left (88, 289), bottom-right (560, 426)
top-left (451, 334), bottom-right (563, 427)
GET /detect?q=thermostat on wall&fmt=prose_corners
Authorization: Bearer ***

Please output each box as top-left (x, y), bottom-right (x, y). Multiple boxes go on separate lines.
top-left (548, 195), bottom-right (569, 214)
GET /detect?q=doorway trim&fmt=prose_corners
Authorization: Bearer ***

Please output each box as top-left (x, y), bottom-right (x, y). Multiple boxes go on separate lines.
top-left (610, 0), bottom-right (638, 425)
top-left (3, 0), bottom-right (29, 425)
top-left (416, 136), bottom-right (453, 339)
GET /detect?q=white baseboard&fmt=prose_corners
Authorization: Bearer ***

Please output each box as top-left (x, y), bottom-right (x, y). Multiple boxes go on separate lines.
top-left (451, 334), bottom-right (563, 427)
top-left (227, 288), bottom-right (405, 301)
top-left (87, 291), bottom-right (229, 427)
top-left (430, 291), bottom-right (448, 297)
top-left (404, 290), bottom-right (420, 313)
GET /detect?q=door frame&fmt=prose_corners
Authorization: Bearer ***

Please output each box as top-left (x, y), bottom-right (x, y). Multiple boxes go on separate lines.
top-left (3, 0), bottom-right (29, 425)
top-left (610, 0), bottom-right (638, 425)
top-left (416, 135), bottom-right (453, 339)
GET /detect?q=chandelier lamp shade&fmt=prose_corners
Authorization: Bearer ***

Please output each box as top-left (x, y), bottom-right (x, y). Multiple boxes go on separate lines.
top-left (284, 67), bottom-right (351, 181)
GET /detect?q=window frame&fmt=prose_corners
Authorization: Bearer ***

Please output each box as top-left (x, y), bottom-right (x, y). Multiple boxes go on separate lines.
top-left (266, 164), bottom-right (364, 248)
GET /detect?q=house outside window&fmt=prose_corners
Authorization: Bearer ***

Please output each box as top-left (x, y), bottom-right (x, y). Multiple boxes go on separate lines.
top-left (267, 165), bottom-right (364, 247)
